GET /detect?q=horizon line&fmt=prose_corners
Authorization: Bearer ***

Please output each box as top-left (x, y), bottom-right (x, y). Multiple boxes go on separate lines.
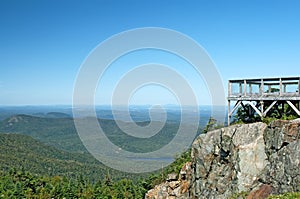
top-left (0, 104), bottom-right (227, 107)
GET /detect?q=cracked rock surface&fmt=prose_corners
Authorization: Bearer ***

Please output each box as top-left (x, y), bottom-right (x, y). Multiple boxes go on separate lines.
top-left (145, 119), bottom-right (300, 199)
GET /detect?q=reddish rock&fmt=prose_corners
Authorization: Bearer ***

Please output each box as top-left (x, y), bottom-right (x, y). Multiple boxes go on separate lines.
top-left (247, 184), bottom-right (273, 199)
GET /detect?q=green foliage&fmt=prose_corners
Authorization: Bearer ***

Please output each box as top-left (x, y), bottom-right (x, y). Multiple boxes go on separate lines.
top-left (230, 191), bottom-right (300, 199)
top-left (0, 170), bottom-right (147, 198)
top-left (203, 117), bottom-right (224, 133)
top-left (233, 102), bottom-right (299, 124)
top-left (0, 115), bottom-right (86, 153)
top-left (0, 133), bottom-right (140, 182)
top-left (99, 119), bottom-right (180, 153)
top-left (0, 114), bottom-right (199, 197)
top-left (268, 192), bottom-right (300, 199)
top-left (233, 104), bottom-right (261, 124)
top-left (0, 145), bottom-right (194, 198)
top-left (0, 114), bottom-right (182, 154)
top-left (266, 103), bottom-right (298, 120)
top-left (261, 117), bottom-right (278, 124)
top-left (229, 191), bottom-right (248, 199)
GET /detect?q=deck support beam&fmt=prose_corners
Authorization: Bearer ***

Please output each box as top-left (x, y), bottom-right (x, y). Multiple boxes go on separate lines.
top-left (263, 101), bottom-right (277, 116)
top-left (245, 101), bottom-right (262, 117)
top-left (286, 101), bottom-right (300, 116)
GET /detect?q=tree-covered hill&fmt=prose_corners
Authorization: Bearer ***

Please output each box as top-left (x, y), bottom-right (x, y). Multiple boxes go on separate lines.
top-left (0, 133), bottom-right (137, 182)
top-left (0, 114), bottom-right (86, 153)
top-left (0, 132), bottom-right (193, 198)
top-left (0, 114), bottom-right (199, 154)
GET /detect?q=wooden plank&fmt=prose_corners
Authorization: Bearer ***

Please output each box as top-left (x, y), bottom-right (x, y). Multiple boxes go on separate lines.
top-left (228, 100), bottom-right (231, 125)
top-left (228, 81), bottom-right (232, 96)
top-left (245, 101), bottom-right (262, 117)
top-left (229, 77), bottom-right (300, 83)
top-left (281, 77), bottom-right (300, 81)
top-left (287, 101), bottom-right (300, 116)
top-left (281, 81), bottom-right (299, 85)
top-left (228, 96), bottom-right (300, 101)
top-left (229, 101), bottom-right (241, 116)
top-left (263, 101), bottom-right (277, 116)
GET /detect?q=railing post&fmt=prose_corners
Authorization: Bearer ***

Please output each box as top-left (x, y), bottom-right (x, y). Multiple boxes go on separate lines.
top-left (244, 79), bottom-right (247, 96)
top-left (298, 77), bottom-right (300, 94)
top-left (280, 78), bottom-right (282, 96)
top-left (239, 82), bottom-right (242, 95)
top-left (228, 81), bottom-right (232, 97)
top-left (228, 100), bottom-right (231, 126)
top-left (260, 79), bottom-right (264, 96)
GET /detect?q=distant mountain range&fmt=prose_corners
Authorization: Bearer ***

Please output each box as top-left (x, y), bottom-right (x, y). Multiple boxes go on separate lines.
top-left (0, 113), bottom-right (204, 154)
top-left (0, 105), bottom-right (226, 123)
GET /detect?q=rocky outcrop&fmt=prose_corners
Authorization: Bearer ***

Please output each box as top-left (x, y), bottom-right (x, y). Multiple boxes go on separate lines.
top-left (145, 119), bottom-right (300, 199)
top-left (145, 162), bottom-right (193, 199)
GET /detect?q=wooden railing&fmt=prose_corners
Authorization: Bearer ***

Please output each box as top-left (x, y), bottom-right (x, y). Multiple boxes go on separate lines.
top-left (228, 77), bottom-right (300, 99)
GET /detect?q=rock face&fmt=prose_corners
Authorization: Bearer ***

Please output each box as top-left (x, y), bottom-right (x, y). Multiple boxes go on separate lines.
top-left (145, 119), bottom-right (300, 199)
top-left (145, 162), bottom-right (193, 199)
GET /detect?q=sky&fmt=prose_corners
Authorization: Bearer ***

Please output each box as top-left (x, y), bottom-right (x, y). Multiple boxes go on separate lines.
top-left (1, 0), bottom-right (300, 106)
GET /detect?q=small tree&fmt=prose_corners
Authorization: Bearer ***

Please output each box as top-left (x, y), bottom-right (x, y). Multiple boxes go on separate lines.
top-left (203, 117), bottom-right (223, 133)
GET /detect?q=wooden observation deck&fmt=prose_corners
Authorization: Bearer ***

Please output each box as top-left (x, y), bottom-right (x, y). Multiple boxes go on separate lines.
top-left (227, 77), bottom-right (300, 125)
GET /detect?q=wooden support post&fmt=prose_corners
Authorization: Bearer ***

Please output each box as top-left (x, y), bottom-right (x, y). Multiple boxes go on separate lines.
top-left (241, 101), bottom-right (246, 111)
top-left (280, 78), bottom-right (282, 96)
top-left (260, 79), bottom-right (264, 95)
top-left (248, 101), bottom-right (252, 115)
top-left (263, 101), bottom-right (277, 116)
top-left (244, 79), bottom-right (247, 96)
top-left (229, 101), bottom-right (242, 116)
top-left (239, 83), bottom-right (242, 95)
top-left (260, 101), bottom-right (264, 117)
top-left (249, 84), bottom-right (252, 95)
top-left (228, 100), bottom-right (231, 126)
top-left (298, 77), bottom-right (300, 94)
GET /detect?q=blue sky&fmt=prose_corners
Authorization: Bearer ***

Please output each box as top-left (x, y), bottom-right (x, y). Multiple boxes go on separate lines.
top-left (1, 0), bottom-right (300, 105)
